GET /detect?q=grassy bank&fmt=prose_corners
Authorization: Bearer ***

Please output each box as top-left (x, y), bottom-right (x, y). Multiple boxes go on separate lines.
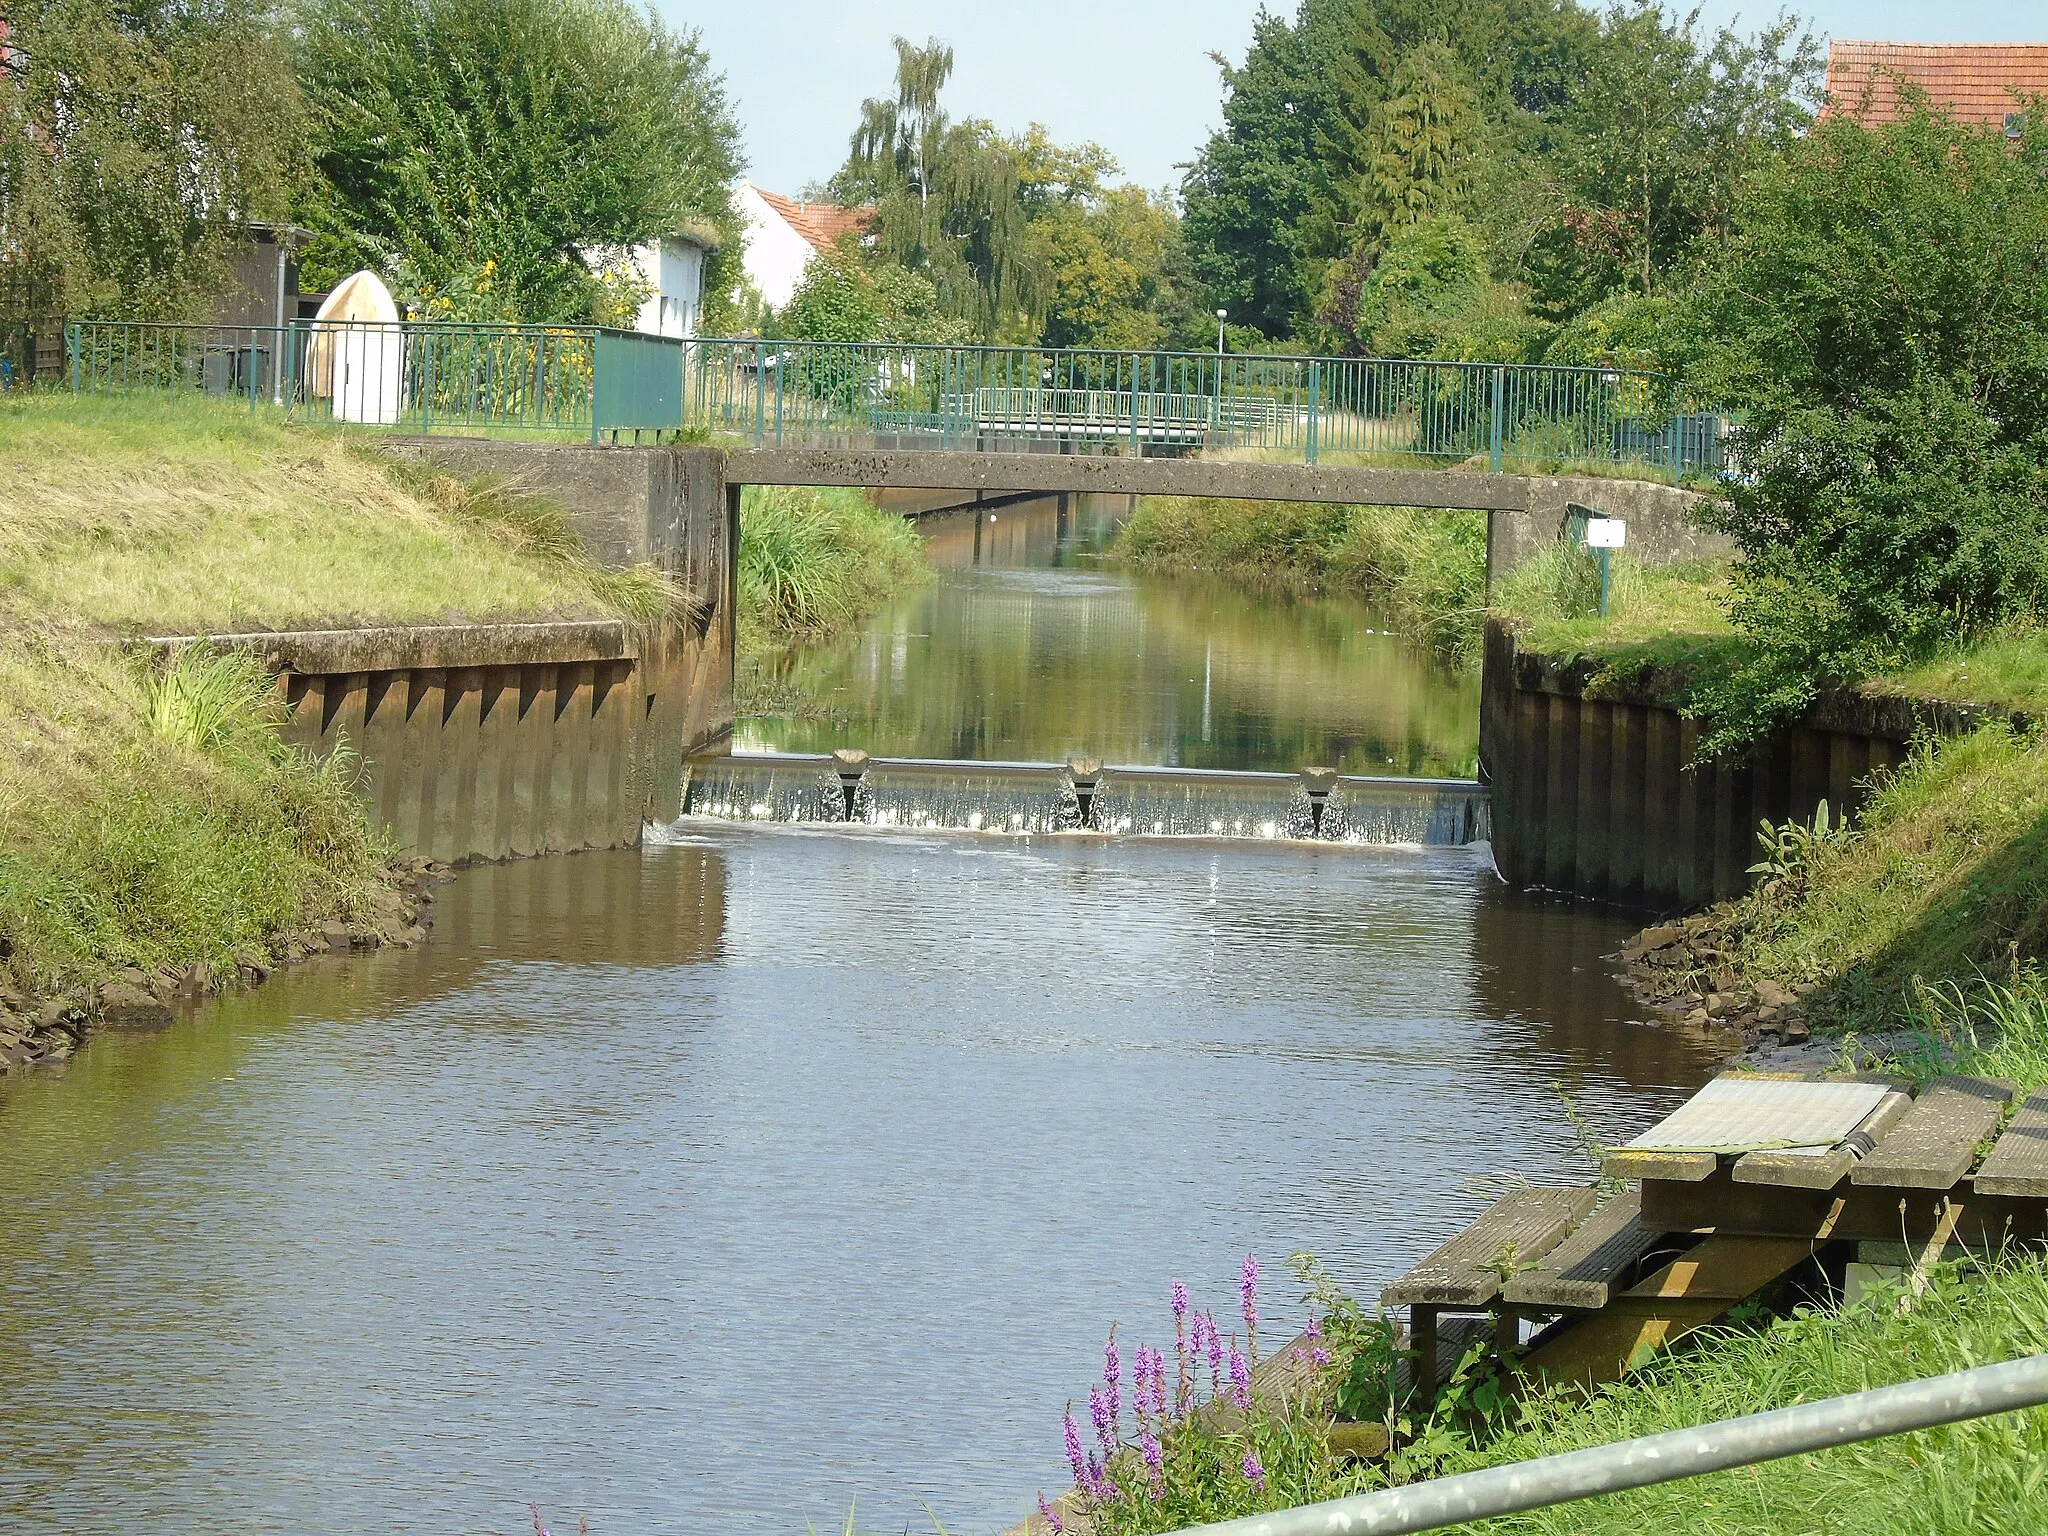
top-left (1116, 496), bottom-right (1488, 663)
top-left (734, 484), bottom-right (931, 718)
top-left (0, 392), bottom-right (682, 1056)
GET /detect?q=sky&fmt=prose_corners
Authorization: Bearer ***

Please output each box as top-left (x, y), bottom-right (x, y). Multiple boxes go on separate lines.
top-left (665, 2), bottom-right (2048, 199)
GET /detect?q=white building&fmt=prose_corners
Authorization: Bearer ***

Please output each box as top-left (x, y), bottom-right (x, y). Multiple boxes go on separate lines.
top-left (624, 231), bottom-right (716, 338)
top-left (735, 182), bottom-right (874, 312)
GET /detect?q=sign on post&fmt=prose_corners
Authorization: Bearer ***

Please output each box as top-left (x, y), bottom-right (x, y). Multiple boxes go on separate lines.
top-left (1585, 517), bottom-right (1628, 549)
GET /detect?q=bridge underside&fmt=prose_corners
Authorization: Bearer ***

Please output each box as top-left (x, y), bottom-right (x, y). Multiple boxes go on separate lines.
top-left (725, 447), bottom-right (1534, 511)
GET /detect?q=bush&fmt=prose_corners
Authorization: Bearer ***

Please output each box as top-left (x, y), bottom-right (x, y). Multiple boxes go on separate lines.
top-left (1116, 497), bottom-right (1488, 663)
top-left (1683, 102), bottom-right (2048, 754)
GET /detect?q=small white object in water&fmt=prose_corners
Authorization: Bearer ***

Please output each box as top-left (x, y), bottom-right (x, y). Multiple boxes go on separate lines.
top-left (1259, 821), bottom-right (1278, 838)
top-left (968, 811), bottom-right (984, 830)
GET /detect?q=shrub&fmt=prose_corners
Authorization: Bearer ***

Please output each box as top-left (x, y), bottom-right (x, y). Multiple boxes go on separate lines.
top-left (1683, 102), bottom-right (2048, 754)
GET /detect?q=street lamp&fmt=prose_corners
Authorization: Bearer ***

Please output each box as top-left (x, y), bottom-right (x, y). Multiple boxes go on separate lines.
top-left (1216, 308), bottom-right (1228, 357)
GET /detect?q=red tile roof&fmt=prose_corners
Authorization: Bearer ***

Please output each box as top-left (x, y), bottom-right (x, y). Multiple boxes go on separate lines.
top-left (1822, 41), bottom-right (2048, 128)
top-left (751, 186), bottom-right (876, 253)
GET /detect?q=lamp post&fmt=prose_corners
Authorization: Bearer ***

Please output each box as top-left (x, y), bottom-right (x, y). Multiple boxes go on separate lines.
top-left (1216, 308), bottom-right (1227, 357)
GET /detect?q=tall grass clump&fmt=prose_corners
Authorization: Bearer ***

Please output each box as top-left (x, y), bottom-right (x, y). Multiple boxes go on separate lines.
top-left (0, 642), bottom-right (393, 998)
top-left (1115, 497), bottom-right (1487, 663)
top-left (738, 485), bottom-right (930, 646)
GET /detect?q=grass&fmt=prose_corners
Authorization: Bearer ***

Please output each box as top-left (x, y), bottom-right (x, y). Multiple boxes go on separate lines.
top-left (736, 483), bottom-right (931, 652)
top-left (1427, 1255), bottom-right (2048, 1534)
top-left (1115, 495), bottom-right (1489, 662)
top-left (0, 391), bottom-right (678, 636)
top-left (0, 390), bottom-right (692, 1019)
top-left (0, 642), bottom-right (394, 1000)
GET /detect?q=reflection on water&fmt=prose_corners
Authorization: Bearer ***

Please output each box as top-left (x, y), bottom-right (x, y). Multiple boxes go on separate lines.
top-left (739, 496), bottom-right (1480, 777)
top-left (0, 830), bottom-right (1717, 1535)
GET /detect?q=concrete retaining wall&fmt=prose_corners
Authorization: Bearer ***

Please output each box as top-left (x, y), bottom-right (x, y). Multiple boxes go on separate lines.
top-left (155, 619), bottom-right (728, 865)
top-left (1479, 620), bottom-right (2013, 912)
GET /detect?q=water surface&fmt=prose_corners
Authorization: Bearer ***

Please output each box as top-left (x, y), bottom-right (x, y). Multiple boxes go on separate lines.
top-left (739, 496), bottom-right (1480, 777)
top-left (0, 829), bottom-right (1717, 1535)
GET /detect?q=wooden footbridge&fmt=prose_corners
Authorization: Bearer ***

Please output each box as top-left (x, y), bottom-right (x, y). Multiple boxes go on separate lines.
top-left (1386, 1072), bottom-right (2048, 1398)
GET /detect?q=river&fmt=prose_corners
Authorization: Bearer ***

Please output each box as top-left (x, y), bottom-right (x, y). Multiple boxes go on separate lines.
top-left (0, 496), bottom-right (1718, 1535)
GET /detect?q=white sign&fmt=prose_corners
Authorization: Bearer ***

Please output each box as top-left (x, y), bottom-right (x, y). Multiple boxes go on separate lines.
top-left (1585, 517), bottom-right (1628, 549)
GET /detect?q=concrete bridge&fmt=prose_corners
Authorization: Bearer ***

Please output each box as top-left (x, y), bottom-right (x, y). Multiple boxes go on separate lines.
top-left (398, 439), bottom-right (1721, 592)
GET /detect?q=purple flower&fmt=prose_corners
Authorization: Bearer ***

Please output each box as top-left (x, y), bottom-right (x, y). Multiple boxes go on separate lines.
top-left (1141, 1426), bottom-right (1164, 1498)
top-left (1087, 1454), bottom-right (1119, 1503)
top-left (1307, 1310), bottom-right (1330, 1368)
top-left (1241, 1253), bottom-right (1260, 1363)
top-left (1064, 1407), bottom-right (1088, 1487)
top-left (530, 1504), bottom-right (551, 1536)
top-left (1172, 1282), bottom-right (1192, 1412)
top-left (1104, 1329), bottom-right (1122, 1439)
top-left (1241, 1450), bottom-right (1266, 1491)
top-left (1228, 1342), bottom-right (1251, 1410)
top-left (1038, 1494), bottom-right (1065, 1535)
top-left (1149, 1348), bottom-right (1168, 1417)
top-left (1089, 1384), bottom-right (1114, 1460)
top-left (1206, 1313), bottom-right (1224, 1394)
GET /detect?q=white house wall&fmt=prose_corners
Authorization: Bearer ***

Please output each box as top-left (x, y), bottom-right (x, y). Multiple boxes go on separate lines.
top-left (736, 183), bottom-right (817, 312)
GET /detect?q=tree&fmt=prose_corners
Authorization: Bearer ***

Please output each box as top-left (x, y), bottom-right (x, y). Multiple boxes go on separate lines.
top-left (832, 37), bottom-right (1040, 340)
top-left (1180, 5), bottom-right (1342, 340)
top-left (0, 0), bottom-right (306, 333)
top-left (1683, 103), bottom-right (2048, 751)
top-left (1518, 4), bottom-right (1819, 316)
top-left (294, 0), bottom-right (742, 323)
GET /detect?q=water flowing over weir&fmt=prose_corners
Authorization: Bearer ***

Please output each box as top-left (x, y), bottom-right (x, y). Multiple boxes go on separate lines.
top-left (677, 753), bottom-right (1491, 846)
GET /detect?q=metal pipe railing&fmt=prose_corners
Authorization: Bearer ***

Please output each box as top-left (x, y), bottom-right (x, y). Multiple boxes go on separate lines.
top-left (1170, 1353), bottom-right (2048, 1536)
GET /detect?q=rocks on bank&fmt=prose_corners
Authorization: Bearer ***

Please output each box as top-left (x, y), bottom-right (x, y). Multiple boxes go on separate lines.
top-left (0, 856), bottom-right (453, 1077)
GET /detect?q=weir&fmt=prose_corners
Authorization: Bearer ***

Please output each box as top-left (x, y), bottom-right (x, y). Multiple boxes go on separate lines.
top-left (677, 753), bottom-right (1491, 846)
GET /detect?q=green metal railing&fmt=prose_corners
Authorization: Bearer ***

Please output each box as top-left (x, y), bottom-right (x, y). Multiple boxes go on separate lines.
top-left (65, 321), bottom-right (1723, 475)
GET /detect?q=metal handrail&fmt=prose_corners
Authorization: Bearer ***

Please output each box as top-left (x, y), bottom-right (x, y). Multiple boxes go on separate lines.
top-left (1165, 1353), bottom-right (2048, 1536)
top-left (62, 318), bottom-right (1726, 476)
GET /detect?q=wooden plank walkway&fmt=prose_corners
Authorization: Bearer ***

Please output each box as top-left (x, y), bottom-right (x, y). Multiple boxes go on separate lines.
top-left (1974, 1088), bottom-right (2048, 1197)
top-left (1502, 1190), bottom-right (1673, 1311)
top-left (1853, 1076), bottom-right (2014, 1190)
top-left (1381, 1187), bottom-right (1597, 1308)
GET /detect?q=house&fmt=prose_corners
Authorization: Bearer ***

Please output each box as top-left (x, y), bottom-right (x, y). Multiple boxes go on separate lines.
top-left (734, 183), bottom-right (875, 312)
top-left (1822, 41), bottom-right (2048, 132)
top-left (624, 228), bottom-right (718, 339)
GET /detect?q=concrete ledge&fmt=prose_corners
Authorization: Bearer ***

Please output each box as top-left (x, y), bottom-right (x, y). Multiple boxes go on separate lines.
top-left (147, 620), bottom-right (637, 674)
top-left (726, 447), bottom-right (1535, 510)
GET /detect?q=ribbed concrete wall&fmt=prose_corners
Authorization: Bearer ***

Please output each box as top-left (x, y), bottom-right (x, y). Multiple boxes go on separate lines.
top-left (1478, 620), bottom-right (2012, 912)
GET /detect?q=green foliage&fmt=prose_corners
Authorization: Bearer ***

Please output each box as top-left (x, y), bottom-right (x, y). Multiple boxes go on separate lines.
top-left (781, 248), bottom-right (966, 346)
top-left (1684, 106), bottom-right (2048, 755)
top-left (1748, 798), bottom-right (1857, 900)
top-left (1519, 5), bottom-right (1819, 316)
top-left (1180, 0), bottom-right (1816, 348)
top-left (293, 0), bottom-right (741, 323)
top-left (144, 647), bottom-right (290, 762)
top-left (738, 486), bottom-right (931, 646)
top-left (1118, 497), bottom-right (1488, 664)
top-left (0, 0), bottom-right (307, 332)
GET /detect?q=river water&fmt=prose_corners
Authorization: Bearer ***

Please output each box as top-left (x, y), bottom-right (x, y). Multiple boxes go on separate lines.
top-left (0, 496), bottom-right (1720, 1535)
top-left (738, 496), bottom-right (1480, 777)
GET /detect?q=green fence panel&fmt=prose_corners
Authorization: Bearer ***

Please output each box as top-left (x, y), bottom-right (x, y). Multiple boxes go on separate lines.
top-left (592, 330), bottom-right (683, 439)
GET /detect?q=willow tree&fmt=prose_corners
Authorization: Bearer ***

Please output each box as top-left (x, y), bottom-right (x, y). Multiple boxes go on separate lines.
top-left (831, 36), bottom-right (1040, 340)
top-left (294, 0), bottom-right (742, 323)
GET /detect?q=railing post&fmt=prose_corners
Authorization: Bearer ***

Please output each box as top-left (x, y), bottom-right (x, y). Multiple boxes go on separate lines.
top-left (68, 322), bottom-right (79, 394)
top-left (753, 340), bottom-right (766, 445)
top-left (1489, 365), bottom-right (1505, 472)
top-left (1129, 353), bottom-right (1140, 457)
top-left (1305, 359), bottom-right (1321, 465)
